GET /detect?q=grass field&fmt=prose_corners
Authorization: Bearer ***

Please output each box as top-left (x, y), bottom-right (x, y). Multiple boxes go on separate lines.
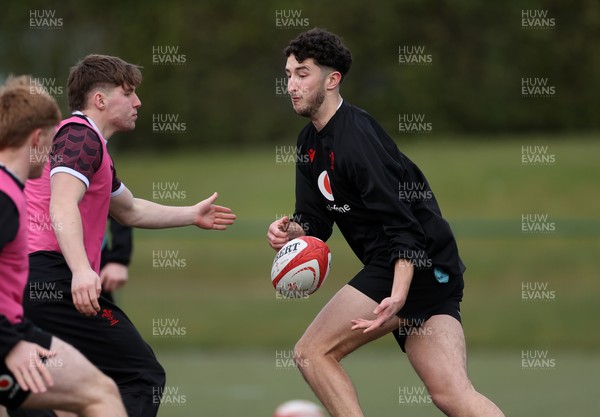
top-left (108, 136), bottom-right (598, 416)
top-left (152, 349), bottom-right (600, 416)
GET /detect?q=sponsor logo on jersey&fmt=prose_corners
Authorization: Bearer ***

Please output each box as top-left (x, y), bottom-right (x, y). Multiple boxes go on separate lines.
top-left (317, 170), bottom-right (351, 213)
top-left (308, 148), bottom-right (315, 162)
top-left (318, 171), bottom-right (334, 202)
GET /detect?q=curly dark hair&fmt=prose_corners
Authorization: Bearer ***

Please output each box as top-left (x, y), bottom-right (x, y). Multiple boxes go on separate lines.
top-left (284, 28), bottom-right (352, 81)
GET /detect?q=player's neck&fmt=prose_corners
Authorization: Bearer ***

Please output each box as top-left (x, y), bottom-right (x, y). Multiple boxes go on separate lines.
top-left (78, 109), bottom-right (114, 140)
top-left (311, 94), bottom-right (343, 132)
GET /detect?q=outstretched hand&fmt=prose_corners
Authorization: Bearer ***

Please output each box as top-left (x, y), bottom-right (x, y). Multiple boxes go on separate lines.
top-left (350, 296), bottom-right (404, 333)
top-left (193, 192), bottom-right (236, 230)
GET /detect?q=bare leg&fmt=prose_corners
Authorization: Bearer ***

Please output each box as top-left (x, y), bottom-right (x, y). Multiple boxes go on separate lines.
top-left (406, 315), bottom-right (505, 416)
top-left (294, 285), bottom-right (398, 417)
top-left (19, 337), bottom-right (126, 417)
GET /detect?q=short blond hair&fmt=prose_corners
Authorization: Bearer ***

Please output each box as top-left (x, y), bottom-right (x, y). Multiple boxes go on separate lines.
top-left (0, 75), bottom-right (61, 149)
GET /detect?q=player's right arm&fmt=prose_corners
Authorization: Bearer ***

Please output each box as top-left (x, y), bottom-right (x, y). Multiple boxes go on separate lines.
top-left (268, 138), bottom-right (333, 251)
top-left (50, 173), bottom-right (101, 316)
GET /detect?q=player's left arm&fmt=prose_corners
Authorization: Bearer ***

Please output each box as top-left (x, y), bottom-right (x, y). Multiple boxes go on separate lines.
top-left (347, 123), bottom-right (425, 330)
top-left (109, 186), bottom-right (236, 230)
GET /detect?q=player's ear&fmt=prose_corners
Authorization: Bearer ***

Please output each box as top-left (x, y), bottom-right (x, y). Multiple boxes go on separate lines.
top-left (28, 128), bottom-right (43, 148)
top-left (91, 90), bottom-right (107, 110)
top-left (325, 71), bottom-right (342, 91)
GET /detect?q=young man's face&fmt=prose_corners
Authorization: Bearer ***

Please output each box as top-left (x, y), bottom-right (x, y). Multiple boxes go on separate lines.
top-left (285, 55), bottom-right (328, 118)
top-left (102, 84), bottom-right (141, 132)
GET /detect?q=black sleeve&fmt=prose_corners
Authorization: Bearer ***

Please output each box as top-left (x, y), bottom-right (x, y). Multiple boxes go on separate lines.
top-left (101, 216), bottom-right (133, 267)
top-left (348, 122), bottom-right (427, 265)
top-left (0, 315), bottom-right (24, 359)
top-left (293, 144), bottom-right (334, 241)
top-left (0, 191), bottom-right (19, 253)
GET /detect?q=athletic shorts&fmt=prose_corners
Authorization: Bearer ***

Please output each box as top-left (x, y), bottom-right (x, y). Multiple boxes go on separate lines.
top-left (348, 257), bottom-right (464, 352)
top-left (19, 251), bottom-right (165, 417)
top-left (0, 319), bottom-right (52, 409)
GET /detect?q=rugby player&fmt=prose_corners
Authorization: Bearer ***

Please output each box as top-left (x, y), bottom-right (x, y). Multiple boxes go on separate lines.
top-left (267, 28), bottom-right (504, 417)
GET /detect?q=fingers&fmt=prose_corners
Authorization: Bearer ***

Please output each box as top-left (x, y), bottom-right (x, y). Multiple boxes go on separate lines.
top-left (214, 211), bottom-right (236, 223)
top-left (102, 278), bottom-right (115, 293)
top-left (205, 192), bottom-right (218, 204)
top-left (72, 277), bottom-right (101, 316)
top-left (90, 285), bottom-right (101, 312)
top-left (95, 274), bottom-right (102, 297)
top-left (267, 233), bottom-right (289, 250)
top-left (26, 357), bottom-right (53, 393)
top-left (267, 217), bottom-right (291, 250)
top-left (350, 317), bottom-right (384, 333)
top-left (350, 319), bottom-right (373, 331)
top-left (36, 360), bottom-right (54, 391)
top-left (351, 298), bottom-right (398, 333)
top-left (212, 204), bottom-right (232, 214)
top-left (278, 216), bottom-right (290, 232)
top-left (36, 346), bottom-right (56, 359)
top-left (207, 205), bottom-right (236, 230)
top-left (13, 355), bottom-right (51, 394)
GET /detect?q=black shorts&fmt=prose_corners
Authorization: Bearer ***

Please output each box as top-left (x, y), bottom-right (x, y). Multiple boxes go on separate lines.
top-left (0, 319), bottom-right (52, 409)
top-left (21, 252), bottom-right (165, 417)
top-left (348, 258), bottom-right (464, 352)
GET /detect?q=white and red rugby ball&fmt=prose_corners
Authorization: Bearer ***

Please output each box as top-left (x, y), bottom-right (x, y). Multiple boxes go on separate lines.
top-left (271, 236), bottom-right (331, 297)
top-left (273, 399), bottom-right (325, 417)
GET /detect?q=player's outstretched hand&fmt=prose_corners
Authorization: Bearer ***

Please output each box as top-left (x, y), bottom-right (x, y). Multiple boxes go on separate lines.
top-left (350, 296), bottom-right (404, 333)
top-left (193, 192), bottom-right (236, 230)
top-left (5, 341), bottom-right (56, 394)
top-left (72, 268), bottom-right (102, 316)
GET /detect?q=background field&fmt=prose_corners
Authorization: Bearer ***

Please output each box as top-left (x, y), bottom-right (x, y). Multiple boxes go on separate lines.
top-left (2, 2), bottom-right (598, 415)
top-left (109, 138), bottom-right (599, 416)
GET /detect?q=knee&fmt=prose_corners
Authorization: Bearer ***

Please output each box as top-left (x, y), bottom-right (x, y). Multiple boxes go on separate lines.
top-left (98, 374), bottom-right (121, 399)
top-left (429, 384), bottom-right (475, 415)
top-left (293, 337), bottom-right (343, 367)
top-left (74, 371), bottom-right (120, 408)
top-left (429, 390), bottom-right (454, 414)
top-left (293, 339), bottom-right (310, 369)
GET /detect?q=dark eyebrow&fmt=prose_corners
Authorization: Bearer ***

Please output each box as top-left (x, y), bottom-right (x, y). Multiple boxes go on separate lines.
top-left (122, 84), bottom-right (135, 93)
top-left (285, 64), bottom-right (311, 73)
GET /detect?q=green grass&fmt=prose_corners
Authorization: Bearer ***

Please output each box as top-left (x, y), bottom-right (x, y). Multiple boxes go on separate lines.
top-left (113, 137), bottom-right (600, 350)
top-left (151, 348), bottom-right (600, 417)
top-left (104, 137), bottom-right (599, 415)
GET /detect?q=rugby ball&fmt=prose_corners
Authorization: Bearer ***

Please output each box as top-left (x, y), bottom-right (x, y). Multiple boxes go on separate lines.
top-left (273, 399), bottom-right (325, 417)
top-left (271, 236), bottom-right (331, 297)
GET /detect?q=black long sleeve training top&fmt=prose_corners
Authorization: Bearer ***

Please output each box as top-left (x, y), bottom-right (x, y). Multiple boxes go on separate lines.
top-left (293, 101), bottom-right (466, 277)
